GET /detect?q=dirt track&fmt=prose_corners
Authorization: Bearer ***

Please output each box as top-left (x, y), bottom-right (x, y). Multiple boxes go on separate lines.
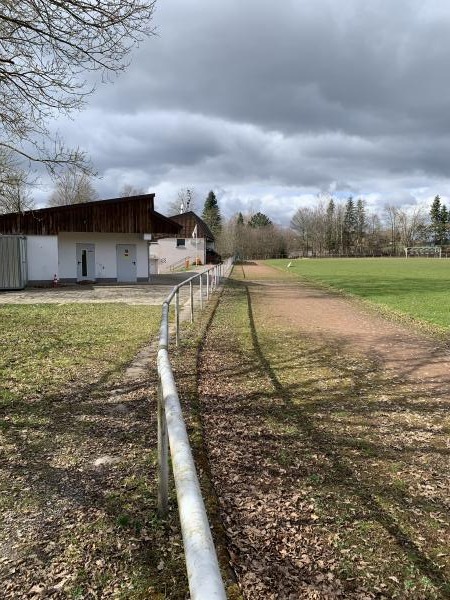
top-left (244, 263), bottom-right (450, 391)
top-left (199, 262), bottom-right (450, 599)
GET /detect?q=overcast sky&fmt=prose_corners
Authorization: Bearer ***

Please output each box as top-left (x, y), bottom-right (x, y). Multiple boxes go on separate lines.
top-left (40, 0), bottom-right (450, 224)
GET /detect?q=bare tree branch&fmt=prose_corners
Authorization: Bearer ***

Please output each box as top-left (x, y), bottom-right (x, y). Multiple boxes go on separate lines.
top-left (0, 148), bottom-right (35, 213)
top-left (48, 165), bottom-right (98, 206)
top-left (0, 0), bottom-right (156, 170)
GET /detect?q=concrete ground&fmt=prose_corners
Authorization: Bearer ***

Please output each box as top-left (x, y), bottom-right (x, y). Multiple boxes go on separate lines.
top-left (0, 272), bottom-right (205, 305)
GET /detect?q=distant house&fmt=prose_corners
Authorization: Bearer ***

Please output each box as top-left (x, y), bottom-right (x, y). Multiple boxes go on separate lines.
top-left (0, 194), bottom-right (181, 285)
top-left (149, 211), bottom-right (215, 273)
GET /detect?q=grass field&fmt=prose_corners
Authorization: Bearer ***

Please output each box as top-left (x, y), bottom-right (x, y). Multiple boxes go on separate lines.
top-left (267, 258), bottom-right (450, 330)
top-left (0, 303), bottom-right (161, 405)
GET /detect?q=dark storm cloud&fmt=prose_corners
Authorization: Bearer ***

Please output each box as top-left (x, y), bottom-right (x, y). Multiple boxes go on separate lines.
top-left (96, 0), bottom-right (450, 136)
top-left (47, 0), bottom-right (450, 221)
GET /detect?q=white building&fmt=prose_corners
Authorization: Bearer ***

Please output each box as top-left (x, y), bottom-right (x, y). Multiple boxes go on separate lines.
top-left (150, 211), bottom-right (217, 274)
top-left (0, 195), bottom-right (181, 285)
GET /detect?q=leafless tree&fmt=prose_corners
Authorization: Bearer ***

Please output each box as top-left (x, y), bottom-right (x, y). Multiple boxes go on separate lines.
top-left (0, 149), bottom-right (35, 213)
top-left (119, 184), bottom-right (146, 197)
top-left (384, 205), bottom-right (401, 255)
top-left (397, 207), bottom-right (427, 248)
top-left (167, 188), bottom-right (197, 215)
top-left (291, 202), bottom-right (327, 256)
top-left (217, 214), bottom-right (288, 259)
top-left (48, 166), bottom-right (98, 206)
top-left (365, 212), bottom-right (385, 255)
top-left (0, 0), bottom-right (156, 172)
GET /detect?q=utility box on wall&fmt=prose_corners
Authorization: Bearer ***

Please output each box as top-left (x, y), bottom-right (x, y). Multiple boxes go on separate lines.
top-left (0, 236), bottom-right (28, 290)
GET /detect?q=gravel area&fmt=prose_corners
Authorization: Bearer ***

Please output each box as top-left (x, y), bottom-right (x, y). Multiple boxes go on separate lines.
top-left (0, 273), bottom-right (204, 305)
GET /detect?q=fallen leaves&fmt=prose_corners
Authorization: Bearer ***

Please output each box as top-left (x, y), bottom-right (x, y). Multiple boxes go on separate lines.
top-left (196, 280), bottom-right (450, 599)
top-left (1, 356), bottom-right (187, 598)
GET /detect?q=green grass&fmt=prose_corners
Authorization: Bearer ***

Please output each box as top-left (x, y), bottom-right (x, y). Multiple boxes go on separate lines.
top-left (267, 258), bottom-right (450, 330)
top-left (0, 303), bottom-right (160, 404)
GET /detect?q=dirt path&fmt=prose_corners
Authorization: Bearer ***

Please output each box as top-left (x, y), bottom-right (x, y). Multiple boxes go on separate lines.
top-left (249, 264), bottom-right (450, 390)
top-left (198, 262), bottom-right (450, 599)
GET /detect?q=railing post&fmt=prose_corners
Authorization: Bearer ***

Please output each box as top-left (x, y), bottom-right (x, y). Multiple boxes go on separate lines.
top-left (189, 280), bottom-right (194, 323)
top-left (157, 379), bottom-right (169, 517)
top-left (199, 274), bottom-right (203, 310)
top-left (206, 270), bottom-right (210, 300)
top-left (175, 289), bottom-right (180, 347)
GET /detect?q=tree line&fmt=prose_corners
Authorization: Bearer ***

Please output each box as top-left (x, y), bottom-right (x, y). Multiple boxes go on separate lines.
top-left (164, 190), bottom-right (450, 259)
top-left (288, 195), bottom-right (449, 257)
top-left (216, 195), bottom-right (449, 260)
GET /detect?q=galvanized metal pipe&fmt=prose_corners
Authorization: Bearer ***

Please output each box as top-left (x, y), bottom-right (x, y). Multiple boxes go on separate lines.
top-left (157, 350), bottom-right (226, 600)
top-left (159, 302), bottom-right (170, 350)
top-left (175, 289), bottom-right (180, 347)
top-left (155, 262), bottom-right (233, 598)
top-left (157, 380), bottom-right (169, 516)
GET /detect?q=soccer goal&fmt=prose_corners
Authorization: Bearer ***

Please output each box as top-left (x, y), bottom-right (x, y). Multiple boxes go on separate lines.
top-left (404, 246), bottom-right (442, 258)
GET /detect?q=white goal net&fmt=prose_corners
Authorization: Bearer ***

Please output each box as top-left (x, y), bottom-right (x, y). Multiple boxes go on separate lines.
top-left (404, 246), bottom-right (442, 258)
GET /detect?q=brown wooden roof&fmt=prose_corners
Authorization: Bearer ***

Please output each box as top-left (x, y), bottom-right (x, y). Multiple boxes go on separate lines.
top-left (168, 211), bottom-right (215, 241)
top-left (0, 194), bottom-right (181, 236)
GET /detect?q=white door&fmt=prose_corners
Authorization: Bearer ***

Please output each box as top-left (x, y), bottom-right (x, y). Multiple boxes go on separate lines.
top-left (149, 258), bottom-right (158, 275)
top-left (76, 244), bottom-right (95, 282)
top-left (116, 244), bottom-right (137, 282)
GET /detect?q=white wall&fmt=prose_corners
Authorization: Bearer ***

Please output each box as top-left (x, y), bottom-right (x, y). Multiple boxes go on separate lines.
top-left (153, 237), bottom-right (206, 273)
top-left (58, 233), bottom-right (149, 280)
top-left (26, 235), bottom-right (59, 282)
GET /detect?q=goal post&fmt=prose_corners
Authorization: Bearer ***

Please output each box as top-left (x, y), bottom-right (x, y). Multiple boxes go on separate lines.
top-left (405, 246), bottom-right (442, 258)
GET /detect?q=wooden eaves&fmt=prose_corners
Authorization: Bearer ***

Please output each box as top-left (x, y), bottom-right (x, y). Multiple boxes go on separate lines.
top-left (0, 194), bottom-right (182, 236)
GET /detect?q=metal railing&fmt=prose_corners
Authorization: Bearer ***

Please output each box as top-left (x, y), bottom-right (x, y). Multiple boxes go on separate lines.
top-left (169, 256), bottom-right (190, 272)
top-left (156, 259), bottom-right (233, 600)
top-left (169, 256), bottom-right (202, 272)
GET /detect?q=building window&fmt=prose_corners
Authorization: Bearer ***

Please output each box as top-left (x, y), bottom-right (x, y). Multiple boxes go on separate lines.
top-left (176, 239), bottom-right (186, 247)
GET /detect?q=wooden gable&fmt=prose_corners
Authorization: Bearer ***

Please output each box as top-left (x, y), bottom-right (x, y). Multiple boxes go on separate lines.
top-left (168, 211), bottom-right (215, 241)
top-left (0, 194), bottom-right (181, 236)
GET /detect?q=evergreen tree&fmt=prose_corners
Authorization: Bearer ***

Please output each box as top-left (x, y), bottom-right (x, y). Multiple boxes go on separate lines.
top-left (248, 212), bottom-right (272, 228)
top-left (343, 196), bottom-right (357, 253)
top-left (202, 190), bottom-right (222, 236)
top-left (441, 204), bottom-right (449, 245)
top-left (325, 198), bottom-right (336, 254)
top-left (430, 195), bottom-right (441, 245)
top-left (236, 212), bottom-right (245, 225)
top-left (356, 198), bottom-right (366, 253)
top-left (430, 195), bottom-right (447, 245)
